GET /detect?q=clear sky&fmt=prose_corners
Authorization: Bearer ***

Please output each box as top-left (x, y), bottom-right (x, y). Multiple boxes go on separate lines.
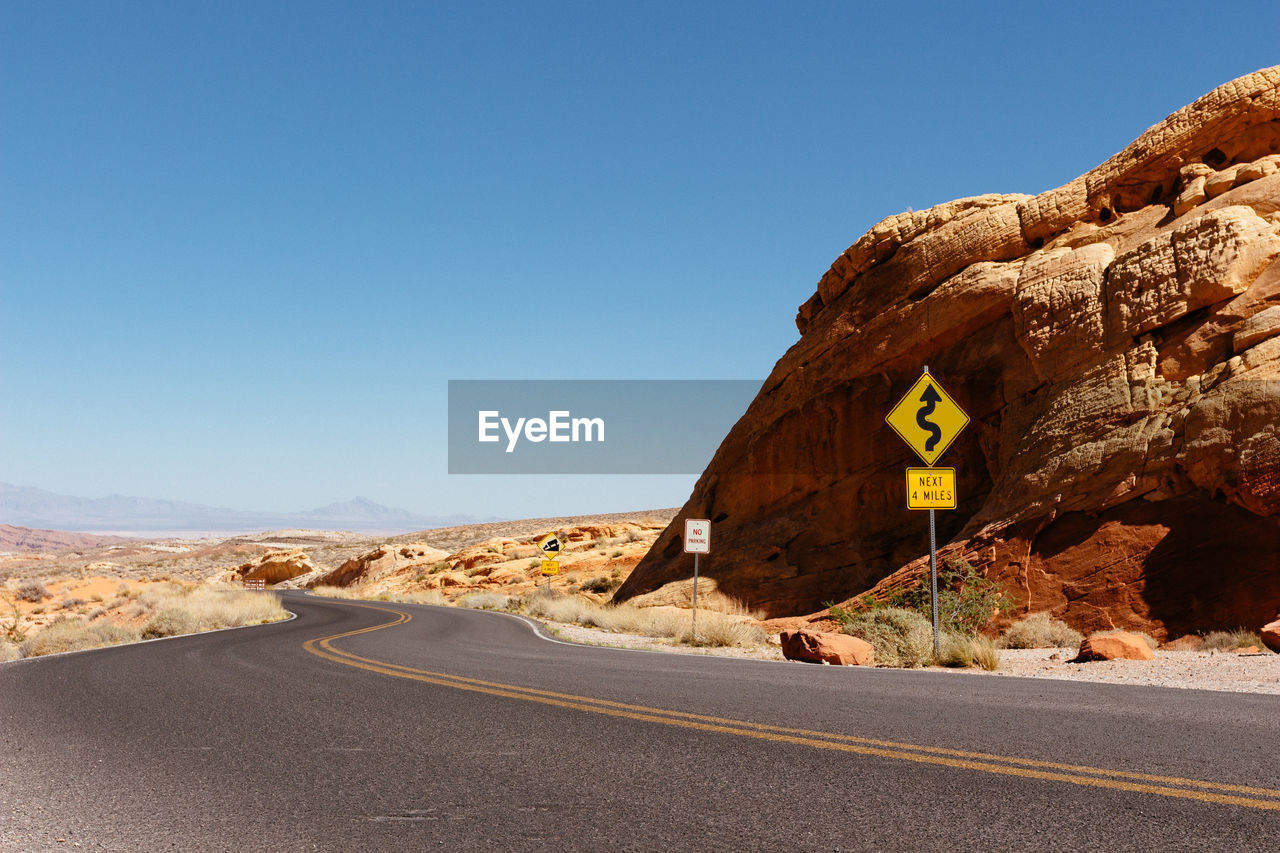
top-left (2, 1), bottom-right (1277, 519)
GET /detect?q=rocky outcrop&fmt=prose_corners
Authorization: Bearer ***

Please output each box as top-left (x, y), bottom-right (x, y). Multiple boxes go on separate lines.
top-left (316, 543), bottom-right (449, 588)
top-left (619, 67), bottom-right (1280, 640)
top-left (780, 629), bottom-right (874, 666)
top-left (1262, 618), bottom-right (1280, 653)
top-left (236, 550), bottom-right (314, 584)
top-left (1072, 632), bottom-right (1156, 662)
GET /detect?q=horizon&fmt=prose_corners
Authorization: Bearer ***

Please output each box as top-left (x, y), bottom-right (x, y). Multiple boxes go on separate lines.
top-left (3, 2), bottom-right (1278, 519)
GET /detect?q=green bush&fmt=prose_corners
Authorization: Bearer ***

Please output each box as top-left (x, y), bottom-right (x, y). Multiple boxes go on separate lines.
top-left (839, 607), bottom-right (935, 667)
top-left (998, 612), bottom-right (1083, 649)
top-left (885, 560), bottom-right (1013, 634)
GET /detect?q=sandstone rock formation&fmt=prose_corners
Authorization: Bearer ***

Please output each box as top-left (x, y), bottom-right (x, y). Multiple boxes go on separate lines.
top-left (316, 543), bottom-right (449, 588)
top-left (1072, 632), bottom-right (1156, 662)
top-left (780, 629), bottom-right (874, 666)
top-left (1262, 618), bottom-right (1280, 653)
top-left (619, 67), bottom-right (1280, 641)
top-left (235, 550), bottom-right (315, 584)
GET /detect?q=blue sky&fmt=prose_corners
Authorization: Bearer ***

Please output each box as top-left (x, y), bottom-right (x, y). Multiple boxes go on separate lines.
top-left (2, 1), bottom-right (1277, 520)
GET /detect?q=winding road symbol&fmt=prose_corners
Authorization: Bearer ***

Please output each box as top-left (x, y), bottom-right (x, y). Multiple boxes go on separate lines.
top-left (885, 371), bottom-right (969, 466)
top-left (916, 384), bottom-right (944, 452)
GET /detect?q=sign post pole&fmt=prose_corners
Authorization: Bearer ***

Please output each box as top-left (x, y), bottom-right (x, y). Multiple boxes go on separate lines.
top-left (885, 364), bottom-right (968, 660)
top-left (928, 506), bottom-right (939, 657)
top-left (692, 552), bottom-right (699, 642)
top-left (683, 519), bottom-right (711, 645)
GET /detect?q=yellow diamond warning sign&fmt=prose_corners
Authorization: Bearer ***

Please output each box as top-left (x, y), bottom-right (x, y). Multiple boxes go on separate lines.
top-left (885, 372), bottom-right (969, 466)
top-left (906, 467), bottom-right (956, 510)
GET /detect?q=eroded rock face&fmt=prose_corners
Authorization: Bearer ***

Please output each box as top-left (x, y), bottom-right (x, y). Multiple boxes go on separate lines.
top-left (236, 550), bottom-right (315, 584)
top-left (619, 67), bottom-right (1280, 640)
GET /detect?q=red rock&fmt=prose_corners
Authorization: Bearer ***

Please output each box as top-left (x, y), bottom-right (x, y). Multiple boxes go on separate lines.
top-left (619, 68), bottom-right (1280, 641)
top-left (1072, 632), bottom-right (1156, 662)
top-left (1160, 635), bottom-right (1204, 651)
top-left (1261, 618), bottom-right (1280, 653)
top-left (780, 629), bottom-right (874, 666)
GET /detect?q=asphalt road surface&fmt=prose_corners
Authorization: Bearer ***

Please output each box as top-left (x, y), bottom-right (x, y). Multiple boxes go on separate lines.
top-left (2, 592), bottom-right (1277, 851)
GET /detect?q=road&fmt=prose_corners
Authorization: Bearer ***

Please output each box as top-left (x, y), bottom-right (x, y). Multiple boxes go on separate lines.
top-left (1, 592), bottom-right (1277, 851)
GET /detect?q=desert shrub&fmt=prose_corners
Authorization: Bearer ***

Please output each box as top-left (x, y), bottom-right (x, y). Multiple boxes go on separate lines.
top-left (60, 597), bottom-right (86, 609)
top-left (17, 580), bottom-right (48, 602)
top-left (611, 550), bottom-right (623, 558)
top-left (21, 618), bottom-right (141, 657)
top-left (90, 593), bottom-right (105, 603)
top-left (997, 612), bottom-right (1083, 649)
top-left (580, 576), bottom-right (619, 594)
top-left (0, 641), bottom-right (19, 662)
top-left (142, 607), bottom-right (199, 638)
top-left (884, 560), bottom-right (1013, 634)
top-left (87, 607), bottom-right (108, 620)
top-left (455, 591), bottom-right (510, 611)
top-left (1200, 630), bottom-right (1266, 652)
top-left (839, 607), bottom-right (935, 667)
top-left (1091, 628), bottom-right (1159, 650)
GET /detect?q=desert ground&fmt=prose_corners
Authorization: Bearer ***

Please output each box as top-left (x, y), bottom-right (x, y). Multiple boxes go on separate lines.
top-left (2, 510), bottom-right (1277, 694)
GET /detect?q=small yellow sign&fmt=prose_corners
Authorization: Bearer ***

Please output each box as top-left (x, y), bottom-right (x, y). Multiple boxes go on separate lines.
top-left (885, 372), bottom-right (969, 466)
top-left (540, 559), bottom-right (560, 576)
top-left (906, 467), bottom-right (957, 510)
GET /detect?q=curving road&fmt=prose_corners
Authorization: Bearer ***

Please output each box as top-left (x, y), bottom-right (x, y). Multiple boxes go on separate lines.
top-left (1, 592), bottom-right (1277, 851)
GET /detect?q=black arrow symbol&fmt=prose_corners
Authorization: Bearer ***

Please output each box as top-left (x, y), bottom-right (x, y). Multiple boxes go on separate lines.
top-left (917, 383), bottom-right (943, 452)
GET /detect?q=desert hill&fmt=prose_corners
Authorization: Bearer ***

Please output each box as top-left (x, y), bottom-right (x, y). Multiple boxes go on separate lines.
top-left (0, 525), bottom-right (133, 553)
top-left (618, 66), bottom-right (1280, 640)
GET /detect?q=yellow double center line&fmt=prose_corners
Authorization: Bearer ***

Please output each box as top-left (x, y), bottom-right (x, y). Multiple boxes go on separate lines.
top-left (302, 600), bottom-right (1280, 811)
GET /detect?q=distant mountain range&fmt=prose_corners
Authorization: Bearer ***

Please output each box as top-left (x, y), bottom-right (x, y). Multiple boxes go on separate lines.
top-left (0, 483), bottom-right (495, 534)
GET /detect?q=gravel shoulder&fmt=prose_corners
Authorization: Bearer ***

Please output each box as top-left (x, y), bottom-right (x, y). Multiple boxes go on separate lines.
top-left (543, 622), bottom-right (1280, 693)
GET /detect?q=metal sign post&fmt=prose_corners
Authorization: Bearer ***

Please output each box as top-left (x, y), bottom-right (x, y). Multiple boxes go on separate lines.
top-left (683, 519), bottom-right (711, 643)
top-left (885, 365), bottom-right (969, 659)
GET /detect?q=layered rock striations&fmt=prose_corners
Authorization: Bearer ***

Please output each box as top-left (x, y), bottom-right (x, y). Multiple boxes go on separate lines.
top-left (618, 67), bottom-right (1280, 639)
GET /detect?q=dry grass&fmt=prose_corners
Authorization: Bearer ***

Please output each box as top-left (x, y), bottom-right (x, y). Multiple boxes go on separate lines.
top-left (520, 595), bottom-right (766, 648)
top-left (455, 591), bottom-right (512, 611)
top-left (937, 631), bottom-right (1000, 670)
top-left (20, 618), bottom-right (141, 657)
top-left (14, 583), bottom-right (288, 658)
top-left (1, 641), bottom-right (19, 662)
top-left (311, 585), bottom-right (364, 600)
top-left (997, 612), bottom-right (1083, 649)
top-left (1200, 629), bottom-right (1269, 652)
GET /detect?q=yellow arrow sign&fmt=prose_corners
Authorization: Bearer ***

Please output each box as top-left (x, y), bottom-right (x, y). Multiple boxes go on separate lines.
top-left (885, 372), bottom-right (969, 466)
